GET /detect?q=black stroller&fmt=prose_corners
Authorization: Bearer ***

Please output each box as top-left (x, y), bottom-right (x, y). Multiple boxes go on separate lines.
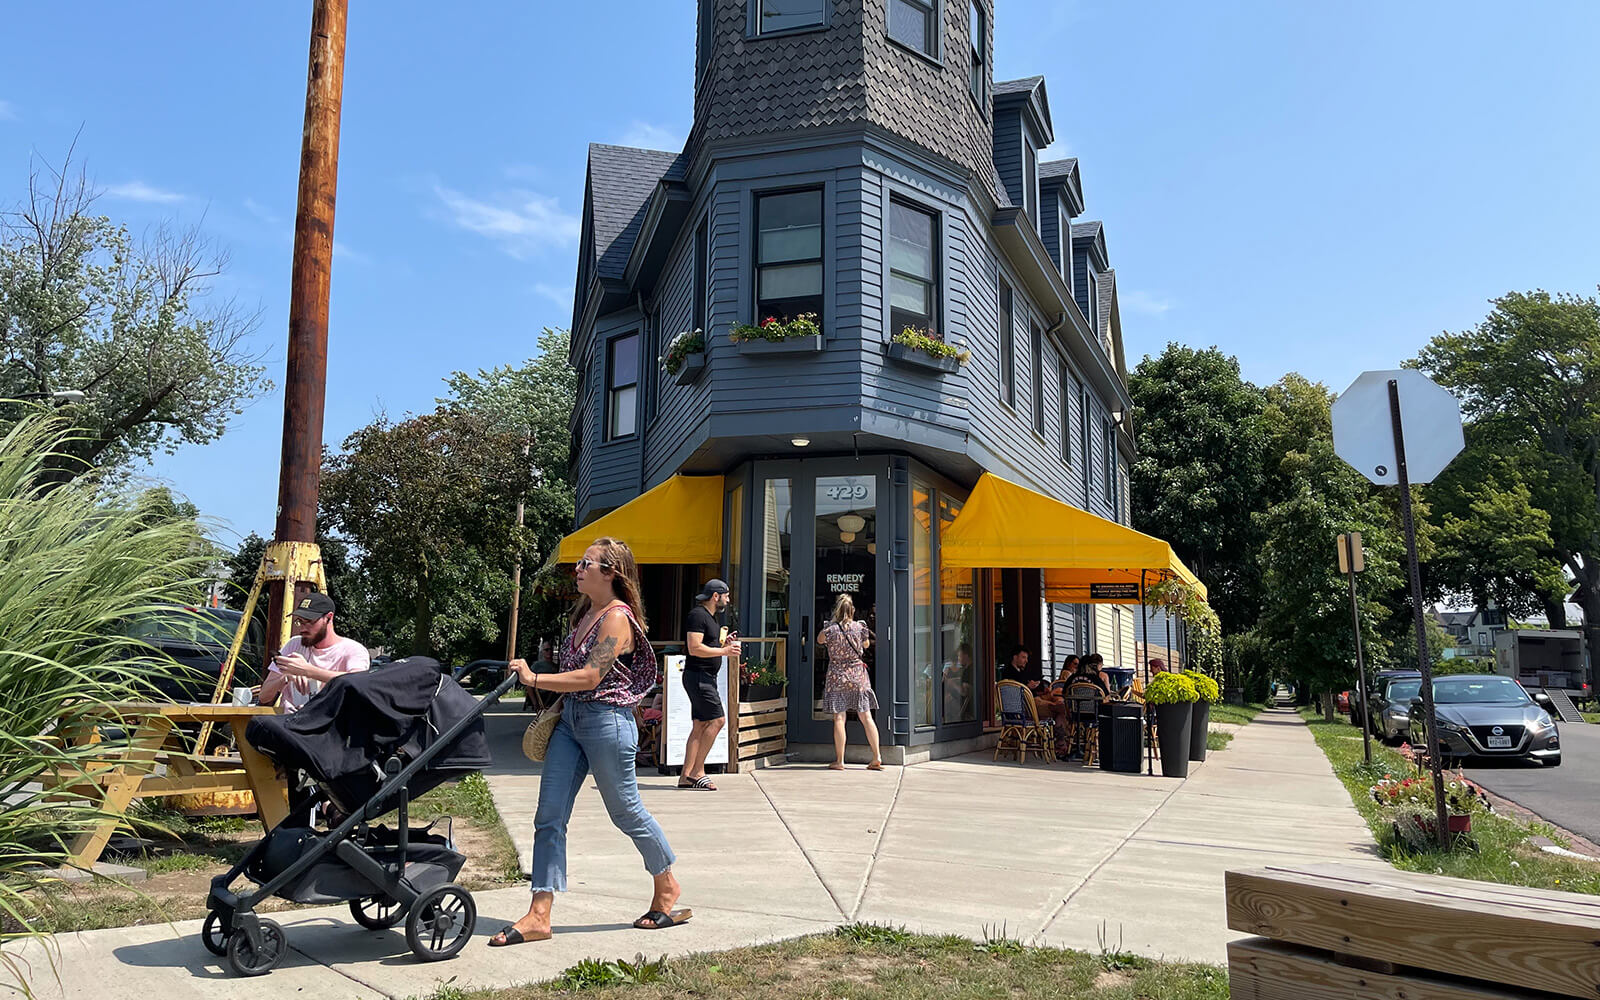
top-left (202, 657), bottom-right (519, 976)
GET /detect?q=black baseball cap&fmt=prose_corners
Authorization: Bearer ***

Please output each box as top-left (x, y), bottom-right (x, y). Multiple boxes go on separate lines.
top-left (291, 592), bottom-right (336, 619)
top-left (695, 579), bottom-right (730, 602)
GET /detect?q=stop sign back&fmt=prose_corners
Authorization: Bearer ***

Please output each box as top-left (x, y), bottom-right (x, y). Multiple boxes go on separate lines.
top-left (1332, 370), bottom-right (1464, 486)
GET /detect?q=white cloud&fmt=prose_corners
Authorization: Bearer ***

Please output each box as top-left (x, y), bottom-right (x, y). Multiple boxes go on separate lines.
top-left (104, 180), bottom-right (184, 204)
top-left (431, 183), bottom-right (580, 259)
top-left (0, 100), bottom-right (16, 121)
top-left (242, 197), bottom-right (282, 228)
top-left (333, 240), bottom-right (370, 265)
top-left (534, 282), bottom-right (573, 315)
top-left (1122, 290), bottom-right (1174, 316)
top-left (617, 120), bottom-right (684, 152)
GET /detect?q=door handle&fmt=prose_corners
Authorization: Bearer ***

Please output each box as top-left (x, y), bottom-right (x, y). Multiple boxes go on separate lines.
top-left (801, 616), bottom-right (810, 662)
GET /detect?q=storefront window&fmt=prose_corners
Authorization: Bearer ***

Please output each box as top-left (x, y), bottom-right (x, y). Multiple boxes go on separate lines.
top-left (814, 475), bottom-right (876, 720)
top-left (760, 479), bottom-right (792, 659)
top-left (940, 494), bottom-right (977, 724)
top-left (912, 482), bottom-right (934, 729)
top-left (726, 482), bottom-right (744, 634)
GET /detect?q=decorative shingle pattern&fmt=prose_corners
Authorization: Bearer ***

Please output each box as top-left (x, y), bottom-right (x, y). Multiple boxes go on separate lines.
top-left (1039, 157), bottom-right (1077, 180)
top-left (1097, 267), bottom-right (1116, 356)
top-left (588, 143), bottom-right (684, 281)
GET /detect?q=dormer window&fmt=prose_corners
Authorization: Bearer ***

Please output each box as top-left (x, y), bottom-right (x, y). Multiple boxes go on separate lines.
top-left (755, 0), bottom-right (826, 35)
top-left (888, 0), bottom-right (937, 58)
top-left (968, 3), bottom-right (986, 108)
top-left (1058, 202), bottom-right (1071, 280)
top-left (1022, 134), bottom-right (1038, 225)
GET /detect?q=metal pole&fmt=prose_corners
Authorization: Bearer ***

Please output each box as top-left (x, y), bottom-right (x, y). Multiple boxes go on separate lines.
top-left (1389, 379), bottom-right (1449, 849)
top-left (266, 0), bottom-right (348, 656)
top-left (1142, 570), bottom-right (1152, 776)
top-left (1344, 536), bottom-right (1373, 765)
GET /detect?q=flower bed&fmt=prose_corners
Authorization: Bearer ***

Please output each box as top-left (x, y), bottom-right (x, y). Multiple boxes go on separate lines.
top-left (660, 328), bottom-right (705, 376)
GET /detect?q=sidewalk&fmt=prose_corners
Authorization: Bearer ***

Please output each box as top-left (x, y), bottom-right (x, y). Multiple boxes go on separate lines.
top-left (8, 706), bottom-right (1381, 999)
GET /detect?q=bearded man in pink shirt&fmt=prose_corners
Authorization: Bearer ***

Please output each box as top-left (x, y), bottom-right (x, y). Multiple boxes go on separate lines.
top-left (260, 592), bottom-right (370, 713)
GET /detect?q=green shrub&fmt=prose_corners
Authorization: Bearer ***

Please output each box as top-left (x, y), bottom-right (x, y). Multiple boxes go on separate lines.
top-left (1183, 669), bottom-right (1221, 703)
top-left (1144, 672), bottom-right (1198, 705)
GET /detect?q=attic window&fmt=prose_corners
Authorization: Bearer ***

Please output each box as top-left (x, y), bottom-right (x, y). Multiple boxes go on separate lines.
top-left (888, 0), bottom-right (937, 58)
top-left (757, 0), bottom-right (826, 34)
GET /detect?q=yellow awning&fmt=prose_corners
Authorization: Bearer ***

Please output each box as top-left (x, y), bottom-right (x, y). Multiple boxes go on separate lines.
top-left (557, 475), bottom-right (725, 565)
top-left (941, 473), bottom-right (1206, 602)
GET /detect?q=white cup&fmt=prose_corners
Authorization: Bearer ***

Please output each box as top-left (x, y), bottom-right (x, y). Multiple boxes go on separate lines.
top-left (233, 687), bottom-right (254, 706)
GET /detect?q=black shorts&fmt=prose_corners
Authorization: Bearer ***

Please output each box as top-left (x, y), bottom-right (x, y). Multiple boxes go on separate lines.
top-left (684, 669), bottom-right (724, 722)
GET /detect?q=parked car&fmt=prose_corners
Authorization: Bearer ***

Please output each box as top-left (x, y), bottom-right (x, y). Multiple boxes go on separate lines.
top-left (124, 605), bottom-right (264, 703)
top-left (1406, 674), bottom-right (1561, 767)
top-left (1336, 690), bottom-right (1351, 716)
top-left (1365, 670), bottom-right (1423, 742)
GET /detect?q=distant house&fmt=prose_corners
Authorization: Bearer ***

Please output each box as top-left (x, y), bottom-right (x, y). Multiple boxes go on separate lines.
top-left (560, 0), bottom-right (1187, 760)
top-left (1432, 606), bottom-right (1507, 660)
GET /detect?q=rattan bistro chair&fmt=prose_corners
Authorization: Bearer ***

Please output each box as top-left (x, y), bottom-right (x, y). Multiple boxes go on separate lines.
top-left (994, 680), bottom-right (1055, 764)
top-left (1064, 682), bottom-right (1106, 766)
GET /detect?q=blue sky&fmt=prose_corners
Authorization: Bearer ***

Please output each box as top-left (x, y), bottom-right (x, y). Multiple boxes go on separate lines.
top-left (3, 1), bottom-right (1597, 543)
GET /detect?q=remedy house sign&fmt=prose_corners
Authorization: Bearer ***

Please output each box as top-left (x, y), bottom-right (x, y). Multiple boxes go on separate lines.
top-left (1332, 369), bottom-right (1464, 487)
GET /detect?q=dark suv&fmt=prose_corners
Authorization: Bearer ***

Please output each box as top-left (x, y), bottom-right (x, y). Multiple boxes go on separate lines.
top-left (125, 606), bottom-right (265, 702)
top-left (1366, 670), bottom-right (1423, 743)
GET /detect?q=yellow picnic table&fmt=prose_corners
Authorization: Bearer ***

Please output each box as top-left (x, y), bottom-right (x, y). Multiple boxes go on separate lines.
top-left (50, 702), bottom-right (290, 869)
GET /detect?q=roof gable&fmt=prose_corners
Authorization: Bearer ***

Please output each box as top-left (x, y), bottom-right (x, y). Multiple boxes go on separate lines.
top-left (993, 75), bottom-right (1054, 145)
top-left (585, 143), bottom-right (685, 282)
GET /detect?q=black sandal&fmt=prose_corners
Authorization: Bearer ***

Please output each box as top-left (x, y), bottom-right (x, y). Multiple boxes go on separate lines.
top-left (634, 908), bottom-right (692, 929)
top-left (488, 924), bottom-right (552, 946)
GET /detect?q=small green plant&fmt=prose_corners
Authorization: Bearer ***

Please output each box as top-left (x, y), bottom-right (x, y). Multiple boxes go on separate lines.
top-left (836, 922), bottom-right (914, 946)
top-left (739, 654), bottom-right (787, 689)
top-left (419, 977), bottom-right (469, 1000)
top-left (976, 922), bottom-right (1026, 956)
top-left (730, 312), bottom-right (821, 342)
top-left (1096, 922), bottom-right (1148, 972)
top-left (1205, 729), bottom-right (1233, 751)
top-left (659, 328), bottom-right (705, 375)
top-left (553, 954), bottom-right (668, 990)
top-left (1144, 671), bottom-right (1198, 705)
top-left (891, 325), bottom-right (968, 363)
top-left (1183, 669), bottom-right (1221, 703)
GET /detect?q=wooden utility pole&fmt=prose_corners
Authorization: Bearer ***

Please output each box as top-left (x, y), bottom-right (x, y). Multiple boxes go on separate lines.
top-left (504, 434), bottom-right (532, 662)
top-left (265, 0), bottom-right (348, 655)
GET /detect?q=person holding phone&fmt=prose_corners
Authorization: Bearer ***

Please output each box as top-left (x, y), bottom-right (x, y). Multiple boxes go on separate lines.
top-left (680, 579), bottom-right (740, 790)
top-left (259, 592), bottom-right (370, 713)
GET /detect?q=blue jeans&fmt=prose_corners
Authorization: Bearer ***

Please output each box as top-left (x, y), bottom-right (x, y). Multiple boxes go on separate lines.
top-left (529, 698), bottom-right (675, 894)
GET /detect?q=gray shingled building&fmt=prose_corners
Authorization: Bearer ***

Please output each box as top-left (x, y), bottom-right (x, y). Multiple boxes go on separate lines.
top-left (562, 0), bottom-right (1161, 762)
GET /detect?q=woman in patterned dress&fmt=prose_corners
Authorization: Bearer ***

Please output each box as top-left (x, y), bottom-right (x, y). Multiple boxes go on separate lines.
top-left (817, 594), bottom-right (884, 771)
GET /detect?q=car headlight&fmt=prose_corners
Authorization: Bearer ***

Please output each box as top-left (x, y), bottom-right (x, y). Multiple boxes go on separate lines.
top-left (1530, 713), bottom-right (1555, 733)
top-left (1384, 706), bottom-right (1409, 720)
top-left (1433, 718), bottom-right (1465, 734)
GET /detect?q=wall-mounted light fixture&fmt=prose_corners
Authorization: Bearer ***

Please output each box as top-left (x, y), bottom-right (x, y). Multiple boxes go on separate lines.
top-left (791, 436), bottom-right (810, 448)
top-left (1110, 406), bottom-right (1126, 427)
top-left (837, 513), bottom-right (866, 534)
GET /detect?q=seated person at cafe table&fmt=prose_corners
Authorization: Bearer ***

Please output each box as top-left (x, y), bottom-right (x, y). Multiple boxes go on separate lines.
top-left (1054, 654), bottom-right (1110, 696)
top-left (1001, 646), bottom-right (1062, 722)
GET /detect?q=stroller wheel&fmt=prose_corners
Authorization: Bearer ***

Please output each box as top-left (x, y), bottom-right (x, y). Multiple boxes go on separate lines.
top-left (201, 910), bottom-right (230, 956)
top-left (406, 884), bottom-right (476, 962)
top-left (350, 895), bottom-right (408, 930)
top-left (226, 918), bottom-right (287, 977)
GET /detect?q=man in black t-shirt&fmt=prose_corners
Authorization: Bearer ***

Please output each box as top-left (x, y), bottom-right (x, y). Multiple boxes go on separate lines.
top-left (681, 579), bottom-right (740, 790)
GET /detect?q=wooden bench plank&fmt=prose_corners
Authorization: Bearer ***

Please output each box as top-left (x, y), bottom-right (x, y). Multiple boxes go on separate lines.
top-left (740, 737), bottom-right (786, 760)
top-left (738, 709), bottom-right (787, 729)
top-left (737, 722), bottom-right (787, 744)
top-left (738, 697), bottom-right (786, 714)
top-left (1274, 862), bottom-right (1600, 917)
top-left (1228, 938), bottom-right (1544, 1000)
top-left (1226, 866), bottom-right (1600, 998)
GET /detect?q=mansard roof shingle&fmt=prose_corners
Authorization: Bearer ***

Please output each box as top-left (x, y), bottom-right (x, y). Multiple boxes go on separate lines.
top-left (588, 143), bottom-right (686, 281)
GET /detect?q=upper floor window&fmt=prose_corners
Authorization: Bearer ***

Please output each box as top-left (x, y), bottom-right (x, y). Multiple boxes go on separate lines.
top-left (1079, 385), bottom-right (1091, 498)
top-left (1030, 325), bottom-right (1046, 435)
top-left (757, 0), bottom-right (826, 34)
top-left (968, 3), bottom-right (986, 107)
top-left (1058, 203), bottom-right (1072, 280)
top-left (755, 188), bottom-right (823, 326)
top-left (606, 333), bottom-right (639, 441)
top-left (1083, 262), bottom-right (1098, 332)
top-left (1059, 369), bottom-right (1075, 462)
top-left (1103, 418), bottom-right (1116, 503)
top-left (1022, 135), bottom-right (1038, 226)
top-left (694, 217), bottom-right (709, 335)
top-left (889, 199), bottom-right (938, 337)
top-left (998, 280), bottom-right (1015, 408)
top-left (699, 3), bottom-right (715, 75)
top-left (888, 0), bottom-right (937, 57)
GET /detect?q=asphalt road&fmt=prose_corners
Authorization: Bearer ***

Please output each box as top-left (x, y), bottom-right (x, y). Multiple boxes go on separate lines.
top-left (1458, 719), bottom-right (1600, 844)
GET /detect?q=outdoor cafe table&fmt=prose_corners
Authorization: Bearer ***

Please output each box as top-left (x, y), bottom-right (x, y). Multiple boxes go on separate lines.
top-left (50, 703), bottom-right (289, 870)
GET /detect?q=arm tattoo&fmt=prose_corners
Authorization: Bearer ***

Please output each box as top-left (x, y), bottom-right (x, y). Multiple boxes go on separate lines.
top-left (586, 635), bottom-right (622, 679)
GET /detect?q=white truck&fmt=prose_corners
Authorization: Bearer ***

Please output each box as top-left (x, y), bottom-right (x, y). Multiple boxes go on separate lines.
top-left (1493, 629), bottom-right (1588, 719)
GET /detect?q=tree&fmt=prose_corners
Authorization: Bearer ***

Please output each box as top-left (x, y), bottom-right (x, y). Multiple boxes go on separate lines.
top-left (0, 151), bottom-right (270, 481)
top-left (1414, 289), bottom-right (1600, 655)
top-left (1129, 344), bottom-right (1268, 633)
top-left (320, 410), bottom-right (530, 662)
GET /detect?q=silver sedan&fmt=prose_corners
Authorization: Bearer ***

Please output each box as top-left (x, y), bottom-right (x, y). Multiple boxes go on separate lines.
top-left (1407, 675), bottom-right (1561, 767)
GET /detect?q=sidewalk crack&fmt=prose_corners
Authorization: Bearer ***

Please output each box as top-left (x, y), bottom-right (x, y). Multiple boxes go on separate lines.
top-left (847, 765), bottom-right (905, 922)
top-left (749, 770), bottom-right (850, 921)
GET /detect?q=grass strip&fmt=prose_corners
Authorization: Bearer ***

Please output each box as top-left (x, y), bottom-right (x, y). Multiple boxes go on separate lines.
top-left (1299, 710), bottom-right (1600, 894)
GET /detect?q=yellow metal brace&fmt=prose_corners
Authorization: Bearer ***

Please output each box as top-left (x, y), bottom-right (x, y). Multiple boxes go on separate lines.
top-left (197, 540), bottom-right (327, 752)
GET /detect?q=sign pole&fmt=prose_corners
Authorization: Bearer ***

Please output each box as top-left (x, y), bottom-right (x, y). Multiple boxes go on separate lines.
top-left (1341, 533), bottom-right (1373, 765)
top-left (1389, 379), bottom-right (1449, 849)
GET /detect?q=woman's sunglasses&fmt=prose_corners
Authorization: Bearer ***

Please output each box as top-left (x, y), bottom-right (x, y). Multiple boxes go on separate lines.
top-left (575, 557), bottom-right (614, 572)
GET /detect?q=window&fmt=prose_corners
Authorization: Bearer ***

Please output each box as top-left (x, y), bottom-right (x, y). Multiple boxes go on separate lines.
top-left (754, 189), bottom-right (823, 326)
top-left (889, 199), bottom-right (938, 336)
top-left (1058, 368), bottom-right (1074, 461)
top-left (757, 0), bottom-right (825, 34)
top-left (1058, 203), bottom-right (1072, 279)
top-left (1103, 418), bottom-right (1115, 503)
top-left (693, 217), bottom-right (708, 335)
top-left (1083, 264), bottom-right (1098, 332)
top-left (998, 281), bottom-right (1015, 407)
top-left (605, 333), bottom-right (639, 440)
top-left (967, 2), bottom-right (985, 106)
top-left (1022, 135), bottom-right (1038, 225)
top-left (1030, 325), bottom-right (1045, 435)
top-left (698, 2), bottom-right (715, 75)
top-left (1079, 385), bottom-right (1091, 498)
top-left (888, 0), bottom-right (937, 57)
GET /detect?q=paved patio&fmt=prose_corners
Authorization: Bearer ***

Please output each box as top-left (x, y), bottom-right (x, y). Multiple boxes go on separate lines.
top-left (8, 706), bottom-right (1383, 999)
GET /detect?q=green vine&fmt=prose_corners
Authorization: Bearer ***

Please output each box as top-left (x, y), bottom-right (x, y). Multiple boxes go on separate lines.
top-left (891, 325), bottom-right (969, 363)
top-left (1144, 576), bottom-right (1223, 680)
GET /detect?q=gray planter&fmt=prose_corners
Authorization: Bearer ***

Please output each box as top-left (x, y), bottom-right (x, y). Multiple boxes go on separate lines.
top-left (1189, 700), bottom-right (1211, 762)
top-left (886, 342), bottom-right (961, 374)
top-left (670, 352), bottom-right (706, 385)
top-left (735, 334), bottom-right (824, 356)
top-left (1155, 701), bottom-right (1194, 778)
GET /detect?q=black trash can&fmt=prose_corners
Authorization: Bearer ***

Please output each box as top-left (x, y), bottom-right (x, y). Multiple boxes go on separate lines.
top-left (1098, 702), bottom-right (1143, 773)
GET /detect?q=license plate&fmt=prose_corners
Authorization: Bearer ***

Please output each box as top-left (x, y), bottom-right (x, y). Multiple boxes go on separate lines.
top-left (1488, 735), bottom-right (1512, 748)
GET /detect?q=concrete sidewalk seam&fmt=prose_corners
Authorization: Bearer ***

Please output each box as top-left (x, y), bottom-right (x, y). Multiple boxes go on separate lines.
top-left (287, 942), bottom-right (394, 999)
top-left (748, 770), bottom-right (850, 921)
top-left (847, 766), bottom-right (906, 922)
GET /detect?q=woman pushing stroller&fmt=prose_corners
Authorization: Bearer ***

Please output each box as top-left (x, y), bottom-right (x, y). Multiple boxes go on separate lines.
top-left (493, 537), bottom-right (687, 946)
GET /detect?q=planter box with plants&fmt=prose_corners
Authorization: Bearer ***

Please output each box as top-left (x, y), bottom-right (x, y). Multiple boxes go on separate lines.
top-left (1184, 669), bottom-right (1221, 762)
top-left (739, 657), bottom-right (788, 705)
top-left (1145, 671), bottom-right (1198, 778)
top-left (886, 326), bottom-right (968, 374)
top-left (1370, 772), bottom-right (1490, 851)
top-left (660, 328), bottom-right (706, 385)
top-left (731, 313), bottom-right (823, 356)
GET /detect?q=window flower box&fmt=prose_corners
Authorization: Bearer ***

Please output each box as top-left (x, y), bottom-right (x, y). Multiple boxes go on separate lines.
top-left (731, 312), bottom-right (823, 357)
top-left (887, 342), bottom-right (961, 373)
top-left (737, 335), bottom-right (823, 356)
top-left (887, 326), bottom-right (967, 373)
top-left (672, 352), bottom-right (706, 385)
top-left (661, 329), bottom-right (706, 384)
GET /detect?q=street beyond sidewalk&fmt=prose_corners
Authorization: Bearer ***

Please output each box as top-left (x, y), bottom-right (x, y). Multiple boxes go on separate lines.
top-left (9, 707), bottom-right (1381, 1000)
